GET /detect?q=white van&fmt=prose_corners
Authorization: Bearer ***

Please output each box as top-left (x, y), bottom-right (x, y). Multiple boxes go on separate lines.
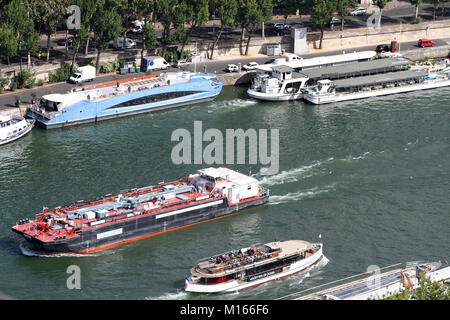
top-left (141, 56), bottom-right (170, 71)
top-left (114, 37), bottom-right (136, 49)
top-left (69, 65), bottom-right (96, 84)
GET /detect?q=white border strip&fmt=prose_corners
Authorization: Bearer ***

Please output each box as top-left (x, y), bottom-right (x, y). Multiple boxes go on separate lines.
top-left (155, 199), bottom-right (223, 220)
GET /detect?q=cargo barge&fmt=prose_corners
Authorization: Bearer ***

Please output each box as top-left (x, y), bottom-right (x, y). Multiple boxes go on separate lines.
top-left (12, 167), bottom-right (269, 254)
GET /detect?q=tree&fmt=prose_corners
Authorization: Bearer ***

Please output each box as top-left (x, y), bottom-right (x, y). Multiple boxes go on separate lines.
top-left (336, 0), bottom-right (357, 31)
top-left (410, 0), bottom-right (422, 22)
top-left (381, 277), bottom-right (449, 300)
top-left (142, 21), bottom-right (157, 59)
top-left (154, 0), bottom-right (187, 58)
top-left (69, 0), bottom-right (103, 73)
top-left (431, 0), bottom-right (440, 20)
top-left (179, 0), bottom-right (210, 60)
top-left (1, 0), bottom-right (39, 70)
top-left (310, 0), bottom-right (336, 49)
top-left (92, 1), bottom-right (123, 74)
top-left (0, 23), bottom-right (18, 65)
top-left (30, 0), bottom-right (67, 62)
top-left (374, 0), bottom-right (391, 29)
top-left (236, 0), bottom-right (274, 56)
top-left (210, 0), bottom-right (238, 59)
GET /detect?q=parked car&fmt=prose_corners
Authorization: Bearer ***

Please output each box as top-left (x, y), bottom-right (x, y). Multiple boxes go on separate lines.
top-left (130, 25), bottom-right (143, 34)
top-left (225, 64), bottom-right (239, 72)
top-left (56, 37), bottom-right (74, 46)
top-left (175, 59), bottom-right (190, 68)
top-left (329, 17), bottom-right (342, 26)
top-left (242, 62), bottom-right (259, 71)
top-left (34, 49), bottom-right (47, 59)
top-left (274, 23), bottom-right (290, 31)
top-left (350, 7), bottom-right (366, 16)
top-left (418, 38), bottom-right (435, 48)
top-left (375, 44), bottom-right (390, 53)
top-left (113, 37), bottom-right (136, 49)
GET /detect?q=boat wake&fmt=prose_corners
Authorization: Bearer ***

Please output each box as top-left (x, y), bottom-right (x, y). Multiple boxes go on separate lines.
top-left (257, 158), bottom-right (334, 187)
top-left (208, 98), bottom-right (258, 112)
top-left (19, 243), bottom-right (104, 258)
top-left (145, 289), bottom-right (189, 300)
top-left (269, 184), bottom-right (337, 205)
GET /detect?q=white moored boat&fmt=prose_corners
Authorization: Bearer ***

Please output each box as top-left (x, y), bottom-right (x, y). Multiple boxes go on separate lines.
top-left (303, 70), bottom-right (450, 105)
top-left (185, 240), bottom-right (323, 293)
top-left (0, 114), bottom-right (35, 145)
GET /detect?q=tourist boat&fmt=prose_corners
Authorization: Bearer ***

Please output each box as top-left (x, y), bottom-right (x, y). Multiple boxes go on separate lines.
top-left (26, 71), bottom-right (223, 129)
top-left (184, 240), bottom-right (323, 293)
top-left (12, 167), bottom-right (269, 254)
top-left (247, 51), bottom-right (376, 101)
top-left (303, 70), bottom-right (450, 104)
top-left (0, 114), bottom-right (35, 145)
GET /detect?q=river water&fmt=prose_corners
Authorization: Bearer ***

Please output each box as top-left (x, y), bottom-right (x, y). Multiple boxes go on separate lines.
top-left (0, 86), bottom-right (448, 300)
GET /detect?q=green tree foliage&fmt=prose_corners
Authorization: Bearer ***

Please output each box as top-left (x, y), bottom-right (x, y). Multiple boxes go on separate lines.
top-left (92, 0), bottom-right (123, 74)
top-left (336, 0), bottom-right (358, 31)
top-left (210, 0), bottom-right (238, 59)
top-left (410, 0), bottom-right (422, 22)
top-left (1, 0), bottom-right (39, 69)
top-left (431, 0), bottom-right (440, 20)
top-left (29, 0), bottom-right (67, 62)
top-left (310, 0), bottom-right (336, 49)
top-left (236, 0), bottom-right (274, 55)
top-left (179, 0), bottom-right (210, 59)
top-left (381, 278), bottom-right (450, 300)
top-left (155, 0), bottom-right (188, 58)
top-left (0, 23), bottom-right (18, 65)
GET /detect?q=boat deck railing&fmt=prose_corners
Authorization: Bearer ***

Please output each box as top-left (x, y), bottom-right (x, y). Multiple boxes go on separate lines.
top-left (27, 106), bottom-right (60, 119)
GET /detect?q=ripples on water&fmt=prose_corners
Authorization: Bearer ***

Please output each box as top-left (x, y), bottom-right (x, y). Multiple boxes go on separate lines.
top-left (0, 86), bottom-right (449, 299)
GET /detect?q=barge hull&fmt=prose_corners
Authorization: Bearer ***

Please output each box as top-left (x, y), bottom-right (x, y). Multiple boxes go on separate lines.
top-left (14, 196), bottom-right (269, 254)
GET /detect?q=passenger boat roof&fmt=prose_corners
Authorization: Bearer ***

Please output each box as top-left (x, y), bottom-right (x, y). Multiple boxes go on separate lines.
top-left (265, 240), bottom-right (312, 253)
top-left (300, 56), bottom-right (413, 81)
top-left (41, 72), bottom-right (208, 109)
top-left (332, 70), bottom-right (428, 89)
top-left (256, 50), bottom-right (377, 72)
top-left (191, 240), bottom-right (313, 278)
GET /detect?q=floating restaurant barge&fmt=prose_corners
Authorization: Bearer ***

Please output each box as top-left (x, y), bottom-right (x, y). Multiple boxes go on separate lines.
top-left (185, 240), bottom-right (323, 293)
top-left (27, 71), bottom-right (222, 129)
top-left (12, 167), bottom-right (268, 254)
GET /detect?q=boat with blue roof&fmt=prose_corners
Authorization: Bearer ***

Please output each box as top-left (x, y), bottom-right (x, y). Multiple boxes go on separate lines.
top-left (27, 71), bottom-right (222, 129)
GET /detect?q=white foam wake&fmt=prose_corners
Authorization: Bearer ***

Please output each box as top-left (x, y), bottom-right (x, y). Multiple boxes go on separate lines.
top-left (258, 158), bottom-right (334, 187)
top-left (208, 98), bottom-right (258, 111)
top-left (269, 184), bottom-right (336, 205)
top-left (19, 243), bottom-right (104, 258)
top-left (145, 289), bottom-right (189, 300)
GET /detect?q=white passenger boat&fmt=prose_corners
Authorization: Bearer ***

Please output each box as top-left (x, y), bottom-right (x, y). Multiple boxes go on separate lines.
top-left (0, 114), bottom-right (35, 145)
top-left (185, 240), bottom-right (323, 293)
top-left (303, 71), bottom-right (450, 105)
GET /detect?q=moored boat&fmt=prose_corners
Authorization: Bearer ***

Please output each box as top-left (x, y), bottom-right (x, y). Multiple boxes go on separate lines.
top-left (12, 167), bottom-right (269, 254)
top-left (303, 70), bottom-right (450, 104)
top-left (185, 240), bottom-right (323, 293)
top-left (0, 114), bottom-right (35, 145)
top-left (26, 71), bottom-right (222, 129)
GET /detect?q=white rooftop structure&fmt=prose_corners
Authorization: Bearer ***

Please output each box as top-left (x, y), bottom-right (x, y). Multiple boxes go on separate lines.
top-left (198, 167), bottom-right (258, 185)
top-left (256, 51), bottom-right (377, 72)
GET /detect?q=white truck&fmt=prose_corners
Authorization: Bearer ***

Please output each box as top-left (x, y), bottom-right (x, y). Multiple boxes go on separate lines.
top-left (69, 65), bottom-right (96, 84)
top-left (113, 37), bottom-right (136, 49)
top-left (141, 56), bottom-right (170, 72)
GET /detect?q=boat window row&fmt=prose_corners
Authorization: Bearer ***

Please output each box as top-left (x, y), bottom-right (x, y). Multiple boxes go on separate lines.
top-left (109, 91), bottom-right (202, 109)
